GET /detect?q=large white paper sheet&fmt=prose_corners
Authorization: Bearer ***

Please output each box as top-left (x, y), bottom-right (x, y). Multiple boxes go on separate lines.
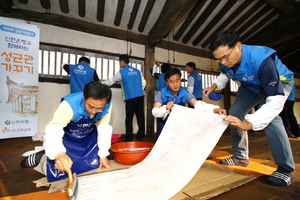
top-left (77, 105), bottom-right (229, 200)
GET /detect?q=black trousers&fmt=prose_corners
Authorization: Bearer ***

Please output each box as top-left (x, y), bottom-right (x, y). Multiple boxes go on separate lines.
top-left (125, 96), bottom-right (145, 140)
top-left (279, 100), bottom-right (300, 136)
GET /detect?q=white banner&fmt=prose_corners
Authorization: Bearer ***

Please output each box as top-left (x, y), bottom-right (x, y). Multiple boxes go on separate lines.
top-left (0, 17), bottom-right (40, 139)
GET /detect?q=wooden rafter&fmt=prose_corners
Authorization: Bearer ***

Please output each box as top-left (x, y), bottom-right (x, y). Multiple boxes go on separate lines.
top-left (262, 0), bottom-right (298, 16)
top-left (114, 0), bottom-right (125, 26)
top-left (147, 0), bottom-right (198, 47)
top-left (182, 0), bottom-right (222, 44)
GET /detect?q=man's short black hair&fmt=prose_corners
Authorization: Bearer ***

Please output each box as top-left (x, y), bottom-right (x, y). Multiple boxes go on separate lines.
top-left (161, 63), bottom-right (171, 73)
top-left (119, 54), bottom-right (129, 64)
top-left (209, 30), bottom-right (240, 52)
top-left (84, 82), bottom-right (112, 103)
top-left (79, 56), bottom-right (90, 64)
top-left (186, 62), bottom-right (196, 69)
top-left (164, 68), bottom-right (181, 81)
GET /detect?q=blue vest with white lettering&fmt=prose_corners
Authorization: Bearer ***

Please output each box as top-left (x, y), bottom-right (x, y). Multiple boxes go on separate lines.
top-left (69, 62), bottom-right (95, 93)
top-left (160, 86), bottom-right (189, 105)
top-left (119, 65), bottom-right (144, 100)
top-left (188, 71), bottom-right (202, 99)
top-left (219, 44), bottom-right (294, 94)
top-left (46, 92), bottom-right (111, 182)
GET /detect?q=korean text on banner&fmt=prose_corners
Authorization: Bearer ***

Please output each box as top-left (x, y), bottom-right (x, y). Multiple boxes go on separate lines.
top-left (0, 17), bottom-right (40, 139)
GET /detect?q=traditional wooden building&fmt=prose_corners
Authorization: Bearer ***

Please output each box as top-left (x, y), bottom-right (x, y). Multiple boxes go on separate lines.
top-left (5, 76), bottom-right (38, 116)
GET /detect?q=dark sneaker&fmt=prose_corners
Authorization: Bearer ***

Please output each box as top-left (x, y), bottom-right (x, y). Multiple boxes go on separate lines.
top-left (20, 150), bottom-right (45, 168)
top-left (267, 171), bottom-right (295, 187)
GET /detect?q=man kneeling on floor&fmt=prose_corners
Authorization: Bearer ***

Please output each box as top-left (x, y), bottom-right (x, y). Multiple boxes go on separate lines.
top-left (20, 82), bottom-right (112, 182)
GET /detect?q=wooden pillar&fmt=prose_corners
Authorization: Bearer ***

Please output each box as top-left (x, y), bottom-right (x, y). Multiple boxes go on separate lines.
top-left (144, 43), bottom-right (155, 136)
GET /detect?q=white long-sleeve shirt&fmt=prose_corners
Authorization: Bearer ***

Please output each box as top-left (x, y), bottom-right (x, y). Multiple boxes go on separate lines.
top-left (213, 72), bottom-right (289, 130)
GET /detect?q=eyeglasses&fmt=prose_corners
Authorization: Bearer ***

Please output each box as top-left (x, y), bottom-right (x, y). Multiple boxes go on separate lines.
top-left (85, 103), bottom-right (104, 112)
top-left (214, 46), bottom-right (235, 63)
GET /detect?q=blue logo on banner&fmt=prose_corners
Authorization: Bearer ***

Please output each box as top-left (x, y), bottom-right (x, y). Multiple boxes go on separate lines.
top-left (0, 25), bottom-right (36, 37)
top-left (4, 120), bottom-right (11, 125)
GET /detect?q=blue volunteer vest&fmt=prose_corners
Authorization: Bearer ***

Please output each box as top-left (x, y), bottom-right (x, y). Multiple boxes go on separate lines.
top-left (69, 62), bottom-right (95, 93)
top-left (119, 65), bottom-right (144, 100)
top-left (157, 73), bottom-right (167, 91)
top-left (156, 87), bottom-right (189, 138)
top-left (160, 86), bottom-right (189, 106)
top-left (46, 92), bottom-right (111, 182)
top-left (219, 45), bottom-right (294, 94)
top-left (188, 71), bottom-right (202, 99)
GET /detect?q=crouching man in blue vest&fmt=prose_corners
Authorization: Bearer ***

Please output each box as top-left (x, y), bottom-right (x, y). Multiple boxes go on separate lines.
top-left (152, 68), bottom-right (227, 141)
top-left (20, 82), bottom-right (113, 182)
top-left (203, 30), bottom-right (295, 187)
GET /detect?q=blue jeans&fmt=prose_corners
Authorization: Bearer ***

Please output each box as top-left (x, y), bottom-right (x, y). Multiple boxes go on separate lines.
top-left (229, 82), bottom-right (295, 172)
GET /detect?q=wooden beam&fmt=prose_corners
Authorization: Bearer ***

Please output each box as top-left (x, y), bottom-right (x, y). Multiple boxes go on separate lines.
top-left (59, 0), bottom-right (69, 14)
top-left (241, 10), bottom-right (278, 42)
top-left (0, 9), bottom-right (147, 45)
top-left (173, 0), bottom-right (206, 41)
top-left (138, 0), bottom-right (155, 33)
top-left (226, 1), bottom-right (264, 32)
top-left (156, 40), bottom-right (212, 60)
top-left (40, 0), bottom-right (50, 10)
top-left (144, 43), bottom-right (155, 136)
top-left (127, 0), bottom-right (141, 30)
top-left (262, 0), bottom-right (298, 16)
top-left (0, 9), bottom-right (213, 62)
top-left (201, 0), bottom-right (254, 48)
top-left (182, 0), bottom-right (222, 44)
top-left (243, 18), bottom-right (279, 44)
top-left (193, 0), bottom-right (238, 46)
top-left (18, 0), bottom-right (28, 4)
top-left (0, 0), bottom-right (14, 13)
top-left (97, 0), bottom-right (105, 22)
top-left (114, 0), bottom-right (125, 26)
top-left (147, 0), bottom-right (199, 47)
top-left (247, 17), bottom-right (300, 47)
top-left (78, 0), bottom-right (86, 17)
top-left (236, 4), bottom-right (272, 36)
top-left (275, 39), bottom-right (300, 57)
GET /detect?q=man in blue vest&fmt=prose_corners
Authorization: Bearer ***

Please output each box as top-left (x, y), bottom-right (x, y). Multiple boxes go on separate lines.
top-left (63, 56), bottom-right (99, 93)
top-left (20, 82), bottom-right (113, 182)
top-left (152, 61), bottom-right (171, 91)
top-left (185, 62), bottom-right (202, 108)
top-left (203, 30), bottom-right (295, 187)
top-left (152, 68), bottom-right (226, 140)
top-left (102, 54), bottom-right (146, 141)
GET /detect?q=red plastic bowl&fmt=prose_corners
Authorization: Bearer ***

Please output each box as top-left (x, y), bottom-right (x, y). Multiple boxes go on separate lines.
top-left (111, 134), bottom-right (122, 144)
top-left (110, 141), bottom-right (154, 165)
